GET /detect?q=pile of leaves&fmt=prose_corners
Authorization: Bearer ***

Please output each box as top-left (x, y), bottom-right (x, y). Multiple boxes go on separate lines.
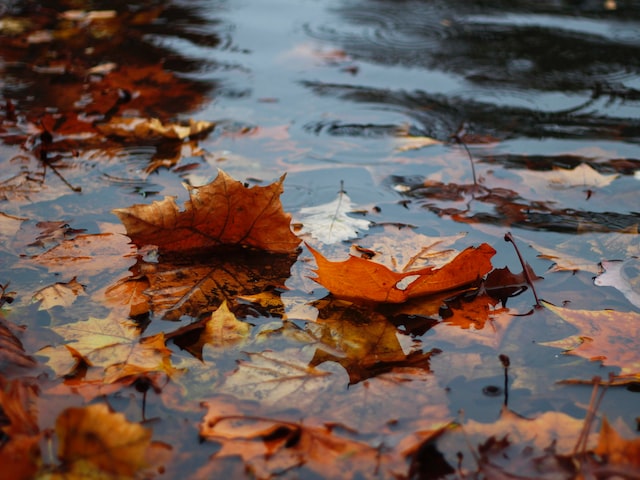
top-left (1, 1), bottom-right (639, 479)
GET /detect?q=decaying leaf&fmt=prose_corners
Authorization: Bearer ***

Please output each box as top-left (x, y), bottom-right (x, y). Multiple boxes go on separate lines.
top-left (0, 380), bottom-right (41, 480)
top-left (594, 258), bottom-right (640, 309)
top-left (33, 277), bottom-right (86, 310)
top-left (0, 315), bottom-right (36, 370)
top-left (54, 403), bottom-right (152, 478)
top-left (114, 169), bottom-right (300, 254)
top-left (219, 350), bottom-right (333, 410)
top-left (297, 192), bottom-right (371, 244)
top-left (97, 116), bottom-right (214, 140)
top-left (541, 301), bottom-right (640, 382)
top-left (199, 396), bottom-right (404, 480)
top-left (40, 314), bottom-right (178, 384)
top-left (309, 297), bottom-right (436, 384)
top-left (131, 248), bottom-right (296, 320)
top-left (309, 243), bottom-right (495, 303)
top-left (168, 301), bottom-right (250, 359)
top-left (594, 417), bottom-right (640, 473)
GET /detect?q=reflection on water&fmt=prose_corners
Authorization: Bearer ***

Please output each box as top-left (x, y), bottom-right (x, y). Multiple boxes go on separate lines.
top-left (1, 0), bottom-right (640, 477)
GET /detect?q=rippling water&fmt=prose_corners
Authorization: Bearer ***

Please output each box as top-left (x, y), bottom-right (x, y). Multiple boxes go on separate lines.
top-left (1, 0), bottom-right (639, 476)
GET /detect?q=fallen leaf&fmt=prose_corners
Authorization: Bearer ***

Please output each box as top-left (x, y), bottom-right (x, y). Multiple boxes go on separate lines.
top-left (33, 277), bottom-right (86, 310)
top-left (0, 315), bottom-right (36, 370)
top-left (219, 350), bottom-right (333, 410)
top-left (594, 258), bottom-right (640, 309)
top-left (309, 243), bottom-right (495, 303)
top-left (350, 228), bottom-right (467, 272)
top-left (594, 416), bottom-right (640, 473)
top-left (0, 380), bottom-right (41, 480)
top-left (394, 135), bottom-right (443, 152)
top-left (24, 233), bottom-right (137, 278)
top-left (541, 301), bottom-right (640, 382)
top-left (297, 191), bottom-right (371, 244)
top-left (199, 397), bottom-right (402, 480)
top-left (40, 314), bottom-right (178, 384)
top-left (114, 169), bottom-right (300, 254)
top-left (168, 301), bottom-right (250, 359)
top-left (518, 163), bottom-right (619, 189)
top-left (308, 297), bottom-right (436, 384)
top-left (54, 403), bottom-right (152, 478)
top-left (97, 116), bottom-right (214, 140)
top-left (130, 248), bottom-right (296, 320)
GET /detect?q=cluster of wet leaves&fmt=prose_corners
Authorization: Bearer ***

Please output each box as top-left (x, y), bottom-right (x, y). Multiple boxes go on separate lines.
top-left (1, 1), bottom-right (639, 479)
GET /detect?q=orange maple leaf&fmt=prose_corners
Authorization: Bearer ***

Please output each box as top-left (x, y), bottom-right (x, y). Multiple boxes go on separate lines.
top-left (308, 243), bottom-right (496, 303)
top-left (114, 169), bottom-right (301, 254)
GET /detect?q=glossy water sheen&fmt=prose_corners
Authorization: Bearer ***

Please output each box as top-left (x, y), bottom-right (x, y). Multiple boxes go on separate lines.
top-left (1, 0), bottom-right (639, 476)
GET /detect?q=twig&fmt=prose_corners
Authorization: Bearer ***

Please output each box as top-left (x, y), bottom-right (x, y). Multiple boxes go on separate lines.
top-left (451, 123), bottom-right (477, 186)
top-left (499, 354), bottom-right (510, 408)
top-left (504, 232), bottom-right (541, 307)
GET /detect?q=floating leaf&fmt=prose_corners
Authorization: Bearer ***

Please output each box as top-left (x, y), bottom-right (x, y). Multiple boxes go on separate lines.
top-left (594, 258), bottom-right (640, 309)
top-left (33, 277), bottom-right (86, 310)
top-left (298, 192), bottom-right (370, 244)
top-left (114, 169), bottom-right (300, 254)
top-left (309, 243), bottom-right (495, 303)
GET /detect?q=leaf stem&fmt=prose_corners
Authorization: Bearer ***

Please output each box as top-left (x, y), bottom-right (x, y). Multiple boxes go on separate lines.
top-left (504, 232), bottom-right (541, 307)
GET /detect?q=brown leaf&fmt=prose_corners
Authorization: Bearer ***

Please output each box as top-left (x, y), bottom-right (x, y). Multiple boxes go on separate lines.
top-left (309, 243), bottom-right (495, 303)
top-left (55, 403), bottom-right (152, 477)
top-left (309, 298), bottom-right (436, 384)
top-left (594, 417), bottom-right (640, 471)
top-left (199, 397), bottom-right (404, 480)
top-left (114, 169), bottom-right (300, 254)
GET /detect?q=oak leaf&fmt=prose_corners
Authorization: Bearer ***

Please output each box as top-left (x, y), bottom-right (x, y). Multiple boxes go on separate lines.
top-left (541, 301), bottom-right (640, 382)
top-left (309, 243), bottom-right (495, 303)
top-left (114, 169), bottom-right (300, 254)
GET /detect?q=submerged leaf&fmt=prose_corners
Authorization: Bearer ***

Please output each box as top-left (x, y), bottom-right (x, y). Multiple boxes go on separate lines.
top-left (541, 301), bottom-right (640, 381)
top-left (114, 169), bottom-right (300, 254)
top-left (55, 404), bottom-right (152, 477)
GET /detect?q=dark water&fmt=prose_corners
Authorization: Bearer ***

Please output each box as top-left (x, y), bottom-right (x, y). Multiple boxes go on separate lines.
top-left (1, 0), bottom-right (639, 477)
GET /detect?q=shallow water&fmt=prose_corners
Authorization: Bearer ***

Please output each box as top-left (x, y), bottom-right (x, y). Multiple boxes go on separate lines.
top-left (1, 0), bottom-right (639, 477)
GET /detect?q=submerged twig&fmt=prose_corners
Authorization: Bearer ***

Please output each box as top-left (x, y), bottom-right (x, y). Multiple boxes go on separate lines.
top-left (451, 123), bottom-right (477, 186)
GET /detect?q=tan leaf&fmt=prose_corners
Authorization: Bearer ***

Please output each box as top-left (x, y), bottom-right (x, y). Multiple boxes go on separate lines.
top-left (33, 277), bottom-right (86, 310)
top-left (97, 116), bottom-right (214, 140)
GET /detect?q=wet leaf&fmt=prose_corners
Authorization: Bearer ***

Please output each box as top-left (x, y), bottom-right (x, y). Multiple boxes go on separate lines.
top-left (199, 397), bottom-right (402, 480)
top-left (168, 301), bottom-right (250, 360)
top-left (309, 297), bottom-right (436, 384)
top-left (541, 301), bottom-right (640, 382)
top-left (309, 242), bottom-right (495, 303)
top-left (594, 258), bottom-right (640, 309)
top-left (97, 116), bottom-right (214, 140)
top-left (114, 169), bottom-right (300, 254)
top-left (297, 191), bottom-right (371, 244)
top-left (594, 417), bottom-right (640, 473)
top-left (33, 277), bottom-right (86, 310)
top-left (0, 315), bottom-right (36, 370)
top-left (53, 403), bottom-right (152, 478)
top-left (131, 249), bottom-right (296, 320)
top-left (40, 314), bottom-right (178, 384)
